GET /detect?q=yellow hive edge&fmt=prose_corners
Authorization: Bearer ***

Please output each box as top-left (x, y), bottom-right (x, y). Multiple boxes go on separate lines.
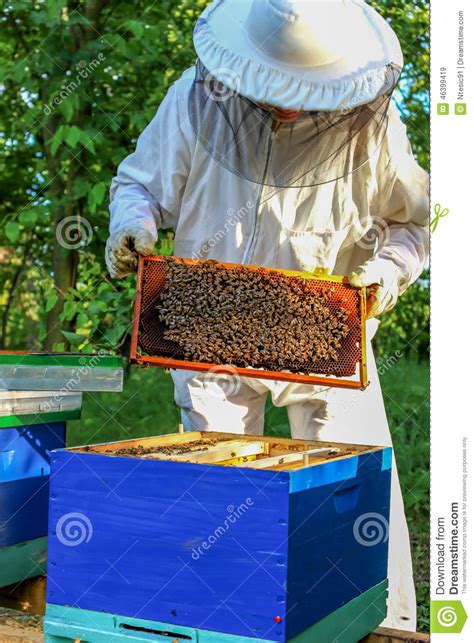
top-left (276, 266), bottom-right (346, 283)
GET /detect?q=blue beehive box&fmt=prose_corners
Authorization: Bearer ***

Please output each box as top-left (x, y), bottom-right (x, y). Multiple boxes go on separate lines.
top-left (0, 419), bottom-right (66, 587)
top-left (46, 432), bottom-right (391, 642)
top-left (0, 352), bottom-right (124, 590)
top-left (1, 421), bottom-right (66, 549)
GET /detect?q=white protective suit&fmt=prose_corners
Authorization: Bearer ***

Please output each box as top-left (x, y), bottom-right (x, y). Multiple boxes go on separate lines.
top-left (109, 63), bottom-right (428, 630)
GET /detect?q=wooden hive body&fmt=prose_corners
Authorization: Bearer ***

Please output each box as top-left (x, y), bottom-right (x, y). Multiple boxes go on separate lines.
top-left (0, 352), bottom-right (123, 589)
top-left (1, 420), bottom-right (66, 549)
top-left (47, 432), bottom-right (392, 642)
top-left (1, 419), bottom-right (66, 588)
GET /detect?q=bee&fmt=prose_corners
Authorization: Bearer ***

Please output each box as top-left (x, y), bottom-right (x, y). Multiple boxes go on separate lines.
top-left (158, 259), bottom-right (351, 375)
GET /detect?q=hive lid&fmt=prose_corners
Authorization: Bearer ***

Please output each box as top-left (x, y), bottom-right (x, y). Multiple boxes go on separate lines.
top-left (0, 352), bottom-right (123, 392)
top-left (0, 390), bottom-right (83, 427)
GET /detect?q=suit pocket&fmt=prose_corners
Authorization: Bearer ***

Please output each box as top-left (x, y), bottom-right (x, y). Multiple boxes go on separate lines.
top-left (283, 227), bottom-right (351, 273)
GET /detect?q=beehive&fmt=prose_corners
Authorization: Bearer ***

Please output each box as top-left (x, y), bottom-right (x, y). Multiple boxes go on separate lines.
top-left (47, 431), bottom-right (392, 641)
top-left (0, 352), bottom-right (123, 589)
top-left (0, 419), bottom-right (65, 587)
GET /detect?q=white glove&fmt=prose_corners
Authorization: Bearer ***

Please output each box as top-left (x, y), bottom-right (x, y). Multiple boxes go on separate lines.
top-left (349, 259), bottom-right (403, 318)
top-left (105, 227), bottom-right (156, 279)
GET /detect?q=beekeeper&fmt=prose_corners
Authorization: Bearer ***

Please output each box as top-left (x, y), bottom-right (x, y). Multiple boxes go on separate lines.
top-left (107, 0), bottom-right (428, 632)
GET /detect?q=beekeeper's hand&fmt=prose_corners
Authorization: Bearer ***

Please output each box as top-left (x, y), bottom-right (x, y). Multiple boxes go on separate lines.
top-left (105, 227), bottom-right (156, 279)
top-left (349, 259), bottom-right (403, 318)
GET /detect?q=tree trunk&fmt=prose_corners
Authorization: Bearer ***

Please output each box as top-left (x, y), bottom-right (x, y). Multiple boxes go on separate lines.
top-left (40, 95), bottom-right (77, 351)
top-left (0, 237), bottom-right (33, 349)
top-left (45, 245), bottom-right (79, 351)
top-left (43, 0), bottom-right (107, 350)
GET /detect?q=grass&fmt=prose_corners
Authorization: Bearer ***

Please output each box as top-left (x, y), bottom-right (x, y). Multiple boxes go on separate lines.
top-left (69, 355), bottom-right (429, 631)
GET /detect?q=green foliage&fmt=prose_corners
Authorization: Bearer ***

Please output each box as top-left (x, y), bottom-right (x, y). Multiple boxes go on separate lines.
top-left (375, 270), bottom-right (430, 361)
top-left (0, 0), bottom-right (206, 349)
top-left (0, 0), bottom-right (429, 352)
top-left (370, 0), bottom-right (430, 170)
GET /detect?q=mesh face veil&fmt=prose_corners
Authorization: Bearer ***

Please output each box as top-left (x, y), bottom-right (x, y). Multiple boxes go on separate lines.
top-left (188, 60), bottom-right (401, 189)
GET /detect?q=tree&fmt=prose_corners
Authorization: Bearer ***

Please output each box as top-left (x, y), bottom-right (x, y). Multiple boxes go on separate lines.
top-left (0, 0), bottom-right (429, 352)
top-left (372, 0), bottom-right (430, 170)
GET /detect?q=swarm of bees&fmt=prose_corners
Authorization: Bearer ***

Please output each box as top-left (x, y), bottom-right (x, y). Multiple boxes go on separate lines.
top-left (157, 259), bottom-right (350, 374)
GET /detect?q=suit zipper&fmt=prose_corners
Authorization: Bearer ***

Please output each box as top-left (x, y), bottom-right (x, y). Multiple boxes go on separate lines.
top-left (243, 121), bottom-right (280, 264)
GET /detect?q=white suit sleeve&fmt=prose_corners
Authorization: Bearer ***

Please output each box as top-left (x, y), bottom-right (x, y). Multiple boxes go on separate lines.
top-left (371, 103), bottom-right (429, 293)
top-left (109, 70), bottom-right (194, 239)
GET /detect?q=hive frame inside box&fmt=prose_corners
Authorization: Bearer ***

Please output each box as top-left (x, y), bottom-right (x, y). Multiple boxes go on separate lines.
top-left (64, 430), bottom-right (382, 470)
top-left (47, 431), bottom-right (392, 642)
top-left (130, 256), bottom-right (369, 390)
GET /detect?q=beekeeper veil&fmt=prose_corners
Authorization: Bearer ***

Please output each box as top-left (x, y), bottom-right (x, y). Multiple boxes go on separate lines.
top-left (190, 0), bottom-right (403, 189)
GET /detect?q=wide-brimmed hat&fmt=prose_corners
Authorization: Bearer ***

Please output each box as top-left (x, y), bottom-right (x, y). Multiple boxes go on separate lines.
top-left (193, 0), bottom-right (403, 112)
